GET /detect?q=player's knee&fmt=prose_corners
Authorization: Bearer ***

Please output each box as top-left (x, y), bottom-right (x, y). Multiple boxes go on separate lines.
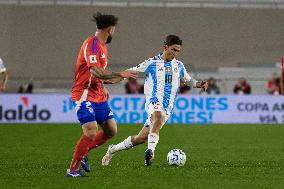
top-left (82, 122), bottom-right (98, 140)
top-left (105, 128), bottom-right (117, 139)
top-left (85, 132), bottom-right (96, 140)
top-left (152, 113), bottom-right (163, 126)
top-left (153, 118), bottom-right (163, 128)
top-left (108, 130), bottom-right (117, 138)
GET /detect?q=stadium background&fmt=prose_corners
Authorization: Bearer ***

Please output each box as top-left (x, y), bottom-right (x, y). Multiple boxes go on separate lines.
top-left (0, 1), bottom-right (284, 189)
top-left (0, 0), bottom-right (284, 94)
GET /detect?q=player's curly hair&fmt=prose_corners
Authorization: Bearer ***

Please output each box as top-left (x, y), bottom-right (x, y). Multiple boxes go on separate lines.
top-left (92, 12), bottom-right (118, 29)
top-left (164, 35), bottom-right (182, 46)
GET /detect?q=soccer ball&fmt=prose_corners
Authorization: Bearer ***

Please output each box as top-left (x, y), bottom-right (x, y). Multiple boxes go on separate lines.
top-left (167, 149), bottom-right (186, 166)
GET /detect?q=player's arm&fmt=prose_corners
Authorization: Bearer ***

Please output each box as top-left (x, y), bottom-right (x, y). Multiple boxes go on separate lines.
top-left (181, 77), bottom-right (196, 87)
top-left (103, 77), bottom-right (124, 84)
top-left (90, 67), bottom-right (137, 80)
top-left (84, 39), bottom-right (137, 81)
top-left (180, 62), bottom-right (208, 91)
top-left (182, 77), bottom-right (208, 91)
top-left (128, 59), bottom-right (152, 73)
top-left (103, 60), bottom-right (152, 84)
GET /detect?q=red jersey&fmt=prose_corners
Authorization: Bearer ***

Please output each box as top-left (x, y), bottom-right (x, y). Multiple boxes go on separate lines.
top-left (71, 35), bottom-right (108, 102)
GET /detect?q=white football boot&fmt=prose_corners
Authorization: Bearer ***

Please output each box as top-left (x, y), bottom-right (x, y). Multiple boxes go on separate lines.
top-left (102, 144), bottom-right (115, 166)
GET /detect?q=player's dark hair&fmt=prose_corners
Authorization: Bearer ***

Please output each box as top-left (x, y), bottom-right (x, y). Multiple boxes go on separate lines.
top-left (164, 35), bottom-right (182, 46)
top-left (92, 12), bottom-right (118, 29)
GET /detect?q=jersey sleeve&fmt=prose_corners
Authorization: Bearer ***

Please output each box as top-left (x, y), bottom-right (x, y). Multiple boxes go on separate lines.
top-left (128, 58), bottom-right (152, 73)
top-left (83, 38), bottom-right (102, 68)
top-left (179, 61), bottom-right (197, 87)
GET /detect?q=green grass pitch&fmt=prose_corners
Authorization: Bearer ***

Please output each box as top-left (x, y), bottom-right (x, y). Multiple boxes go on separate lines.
top-left (0, 123), bottom-right (284, 189)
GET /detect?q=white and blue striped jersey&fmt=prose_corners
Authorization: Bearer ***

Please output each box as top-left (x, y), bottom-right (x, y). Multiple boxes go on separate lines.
top-left (130, 54), bottom-right (197, 114)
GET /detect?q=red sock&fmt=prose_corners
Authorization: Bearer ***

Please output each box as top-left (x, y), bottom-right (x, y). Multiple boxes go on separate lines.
top-left (88, 130), bottom-right (109, 151)
top-left (69, 135), bottom-right (93, 172)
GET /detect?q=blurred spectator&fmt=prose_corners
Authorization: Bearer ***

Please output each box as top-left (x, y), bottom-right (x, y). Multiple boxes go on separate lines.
top-left (233, 77), bottom-right (251, 95)
top-left (18, 85), bottom-right (25, 93)
top-left (0, 57), bottom-right (8, 92)
top-left (18, 82), bottom-right (34, 93)
top-left (204, 77), bottom-right (220, 94)
top-left (125, 78), bottom-right (141, 94)
top-left (26, 82), bottom-right (34, 93)
top-left (267, 72), bottom-right (280, 95)
top-left (179, 81), bottom-right (191, 94)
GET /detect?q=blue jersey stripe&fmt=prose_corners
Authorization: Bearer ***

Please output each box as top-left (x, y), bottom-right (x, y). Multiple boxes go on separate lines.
top-left (150, 62), bottom-right (159, 103)
top-left (178, 62), bottom-right (184, 77)
top-left (163, 62), bottom-right (173, 109)
top-left (92, 37), bottom-right (99, 54)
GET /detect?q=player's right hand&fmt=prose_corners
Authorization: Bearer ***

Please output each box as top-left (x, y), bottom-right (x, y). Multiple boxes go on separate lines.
top-left (119, 70), bottom-right (138, 79)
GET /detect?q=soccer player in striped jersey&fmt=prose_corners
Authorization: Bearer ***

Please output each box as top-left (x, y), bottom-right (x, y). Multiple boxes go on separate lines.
top-left (102, 35), bottom-right (208, 166)
top-left (66, 13), bottom-right (137, 177)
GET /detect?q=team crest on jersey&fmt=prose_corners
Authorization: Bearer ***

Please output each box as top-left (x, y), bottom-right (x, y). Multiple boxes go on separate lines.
top-left (89, 55), bottom-right (97, 64)
top-left (166, 66), bottom-right (171, 72)
top-left (174, 67), bottom-right (178, 72)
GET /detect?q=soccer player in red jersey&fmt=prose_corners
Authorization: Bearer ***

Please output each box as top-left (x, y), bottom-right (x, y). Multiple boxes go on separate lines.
top-left (66, 13), bottom-right (137, 177)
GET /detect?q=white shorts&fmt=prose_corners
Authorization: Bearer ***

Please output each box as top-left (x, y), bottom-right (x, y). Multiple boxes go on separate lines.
top-left (144, 102), bottom-right (170, 129)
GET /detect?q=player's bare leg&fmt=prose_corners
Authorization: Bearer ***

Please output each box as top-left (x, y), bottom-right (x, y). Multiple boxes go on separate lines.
top-left (102, 126), bottom-right (150, 166)
top-left (66, 122), bottom-right (97, 177)
top-left (81, 118), bottom-right (117, 171)
top-left (145, 111), bottom-right (163, 166)
top-left (133, 126), bottom-right (150, 145)
top-left (88, 118), bottom-right (117, 151)
top-left (101, 118), bottom-right (118, 139)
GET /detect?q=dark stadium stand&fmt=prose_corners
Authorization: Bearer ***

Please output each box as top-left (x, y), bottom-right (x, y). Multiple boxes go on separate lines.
top-left (0, 1), bottom-right (283, 93)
